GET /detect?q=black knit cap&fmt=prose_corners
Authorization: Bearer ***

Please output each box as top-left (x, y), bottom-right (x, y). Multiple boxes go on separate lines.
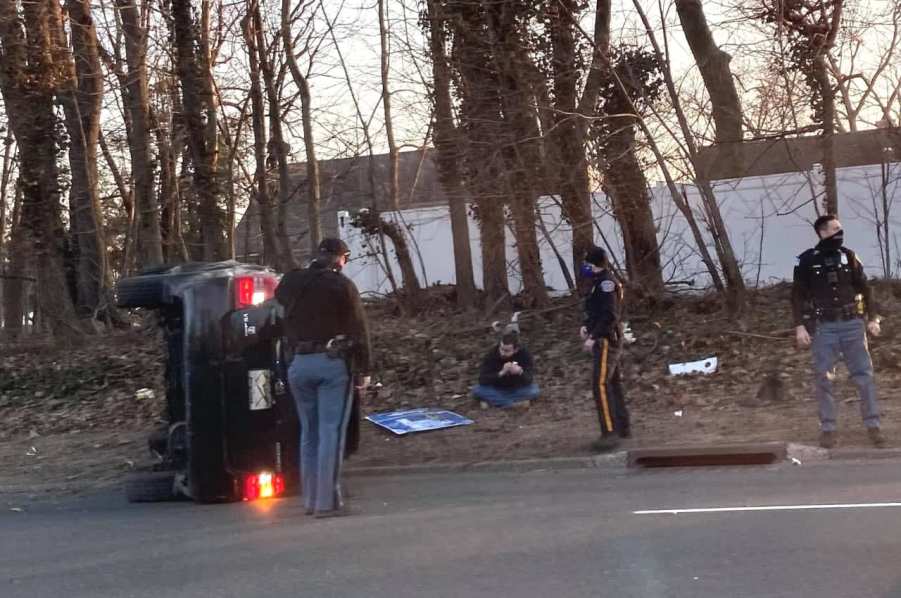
top-left (584, 246), bottom-right (607, 267)
top-left (318, 237), bottom-right (351, 257)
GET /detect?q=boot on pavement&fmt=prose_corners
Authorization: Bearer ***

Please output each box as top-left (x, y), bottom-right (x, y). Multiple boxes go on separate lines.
top-left (819, 430), bottom-right (837, 449)
top-left (867, 427), bottom-right (887, 448)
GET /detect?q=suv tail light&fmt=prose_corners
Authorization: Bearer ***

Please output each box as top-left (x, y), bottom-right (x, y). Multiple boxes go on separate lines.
top-left (243, 471), bottom-right (286, 501)
top-left (234, 275), bottom-right (277, 309)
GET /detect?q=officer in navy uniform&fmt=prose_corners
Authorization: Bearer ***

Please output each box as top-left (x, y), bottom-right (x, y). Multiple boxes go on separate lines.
top-left (275, 238), bottom-right (371, 517)
top-left (580, 246), bottom-right (631, 452)
top-left (792, 215), bottom-right (885, 449)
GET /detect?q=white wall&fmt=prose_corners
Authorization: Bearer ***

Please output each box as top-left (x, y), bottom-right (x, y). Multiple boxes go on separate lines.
top-left (337, 162), bottom-right (901, 296)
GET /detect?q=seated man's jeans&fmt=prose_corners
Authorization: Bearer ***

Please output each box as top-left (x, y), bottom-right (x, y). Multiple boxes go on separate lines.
top-left (472, 383), bottom-right (540, 407)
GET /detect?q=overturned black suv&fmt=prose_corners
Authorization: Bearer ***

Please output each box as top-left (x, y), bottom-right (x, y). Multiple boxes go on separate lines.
top-left (116, 261), bottom-right (297, 503)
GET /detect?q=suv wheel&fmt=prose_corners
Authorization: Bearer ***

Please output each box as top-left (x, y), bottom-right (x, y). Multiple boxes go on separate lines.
top-left (125, 470), bottom-right (179, 503)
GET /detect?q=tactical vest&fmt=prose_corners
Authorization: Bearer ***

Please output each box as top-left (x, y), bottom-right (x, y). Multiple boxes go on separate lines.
top-left (806, 248), bottom-right (858, 313)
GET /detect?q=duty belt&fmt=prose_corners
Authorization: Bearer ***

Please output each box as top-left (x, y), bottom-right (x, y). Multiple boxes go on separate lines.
top-left (815, 304), bottom-right (861, 322)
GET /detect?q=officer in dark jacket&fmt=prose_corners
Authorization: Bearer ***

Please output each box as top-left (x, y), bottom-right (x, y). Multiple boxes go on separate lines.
top-left (275, 238), bottom-right (371, 517)
top-left (792, 215), bottom-right (884, 449)
top-left (580, 246), bottom-right (630, 451)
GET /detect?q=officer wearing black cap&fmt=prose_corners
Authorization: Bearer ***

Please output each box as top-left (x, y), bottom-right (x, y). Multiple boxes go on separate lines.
top-left (792, 215), bottom-right (885, 449)
top-left (275, 238), bottom-right (371, 517)
top-left (579, 246), bottom-right (630, 451)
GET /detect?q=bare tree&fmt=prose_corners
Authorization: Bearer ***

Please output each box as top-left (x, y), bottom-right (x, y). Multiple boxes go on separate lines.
top-left (0, 0), bottom-right (82, 336)
top-left (170, 0), bottom-right (228, 260)
top-left (245, 0), bottom-right (296, 271)
top-left (595, 45), bottom-right (665, 300)
top-left (0, 134), bottom-right (13, 327)
top-left (630, 0), bottom-right (747, 311)
top-left (377, 0), bottom-right (422, 299)
top-left (2, 184), bottom-right (25, 336)
top-left (281, 0), bottom-right (322, 254)
top-left (422, 0), bottom-right (477, 308)
top-left (483, 1), bottom-right (549, 307)
top-left (117, 0), bottom-right (163, 269)
top-left (62, 0), bottom-right (111, 316)
top-left (547, 0), bottom-right (610, 275)
top-left (757, 0), bottom-right (844, 214)
top-left (445, 0), bottom-right (510, 304)
top-left (676, 0), bottom-right (743, 144)
top-left (242, 0), bottom-right (283, 270)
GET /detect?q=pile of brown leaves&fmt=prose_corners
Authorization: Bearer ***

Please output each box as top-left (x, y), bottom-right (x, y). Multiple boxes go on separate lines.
top-left (0, 326), bottom-right (166, 442)
top-left (4, 281), bottom-right (901, 477)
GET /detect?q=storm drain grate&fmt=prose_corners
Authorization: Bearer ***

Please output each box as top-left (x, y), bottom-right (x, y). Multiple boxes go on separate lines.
top-left (627, 443), bottom-right (787, 469)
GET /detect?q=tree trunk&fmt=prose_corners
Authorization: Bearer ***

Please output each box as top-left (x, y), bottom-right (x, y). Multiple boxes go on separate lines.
top-left (549, 0), bottom-right (609, 275)
top-left (62, 0), bottom-right (109, 317)
top-left (171, 0), bottom-right (227, 261)
top-left (281, 0), bottom-right (321, 255)
top-left (0, 0), bottom-right (81, 337)
top-left (99, 130), bottom-right (135, 274)
top-left (424, 0), bottom-right (477, 308)
top-left (253, 4), bottom-right (295, 272)
top-left (631, 0), bottom-right (746, 312)
top-left (377, 0), bottom-right (420, 297)
top-left (446, 0), bottom-right (509, 304)
top-left (151, 87), bottom-right (189, 262)
top-left (813, 53), bottom-right (839, 215)
top-left (117, 0), bottom-right (163, 268)
top-left (0, 134), bottom-right (13, 277)
top-left (356, 210), bottom-right (420, 301)
top-left (602, 116), bottom-right (665, 297)
top-left (675, 0), bottom-right (742, 144)
top-left (242, 4), bottom-right (281, 269)
top-left (2, 185), bottom-right (25, 336)
top-left (485, 1), bottom-right (547, 307)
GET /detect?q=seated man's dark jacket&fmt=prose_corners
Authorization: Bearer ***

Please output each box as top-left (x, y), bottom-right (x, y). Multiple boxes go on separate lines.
top-left (478, 346), bottom-right (535, 389)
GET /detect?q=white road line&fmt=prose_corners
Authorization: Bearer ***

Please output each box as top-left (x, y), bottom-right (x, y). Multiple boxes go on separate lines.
top-left (634, 502), bottom-right (901, 515)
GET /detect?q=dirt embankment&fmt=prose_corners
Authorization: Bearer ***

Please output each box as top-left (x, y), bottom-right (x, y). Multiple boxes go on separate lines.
top-left (4, 282), bottom-right (901, 502)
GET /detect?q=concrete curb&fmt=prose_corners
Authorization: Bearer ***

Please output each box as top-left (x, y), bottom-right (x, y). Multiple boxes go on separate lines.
top-left (346, 452), bottom-right (626, 477)
top-left (346, 442), bottom-right (901, 477)
top-left (828, 447), bottom-right (901, 461)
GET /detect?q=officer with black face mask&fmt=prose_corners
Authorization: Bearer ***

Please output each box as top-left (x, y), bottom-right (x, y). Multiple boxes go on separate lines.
top-left (792, 215), bottom-right (885, 449)
top-left (579, 246), bottom-right (631, 452)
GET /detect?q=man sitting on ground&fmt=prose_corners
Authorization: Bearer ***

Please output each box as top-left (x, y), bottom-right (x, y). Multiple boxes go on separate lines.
top-left (472, 334), bottom-right (539, 408)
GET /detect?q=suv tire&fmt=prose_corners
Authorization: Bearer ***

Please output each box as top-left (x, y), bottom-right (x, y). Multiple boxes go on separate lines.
top-left (125, 470), bottom-right (178, 503)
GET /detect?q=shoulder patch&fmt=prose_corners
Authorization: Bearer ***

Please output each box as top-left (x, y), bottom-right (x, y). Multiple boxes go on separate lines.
top-left (600, 280), bottom-right (616, 293)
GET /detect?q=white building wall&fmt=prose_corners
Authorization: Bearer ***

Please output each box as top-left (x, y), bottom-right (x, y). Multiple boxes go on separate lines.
top-left (338, 162), bottom-right (901, 297)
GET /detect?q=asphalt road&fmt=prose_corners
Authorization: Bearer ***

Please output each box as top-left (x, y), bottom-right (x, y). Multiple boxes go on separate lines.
top-left (4, 460), bottom-right (901, 598)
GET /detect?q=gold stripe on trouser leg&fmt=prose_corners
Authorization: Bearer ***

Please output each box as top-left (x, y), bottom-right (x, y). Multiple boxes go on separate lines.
top-left (598, 339), bottom-right (613, 433)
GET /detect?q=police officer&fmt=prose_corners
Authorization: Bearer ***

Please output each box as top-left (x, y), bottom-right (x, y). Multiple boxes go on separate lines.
top-left (580, 246), bottom-right (631, 452)
top-left (792, 215), bottom-right (885, 449)
top-left (275, 238), bottom-right (371, 517)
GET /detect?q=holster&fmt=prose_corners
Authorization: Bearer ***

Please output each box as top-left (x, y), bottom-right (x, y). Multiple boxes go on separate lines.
top-left (326, 334), bottom-right (355, 359)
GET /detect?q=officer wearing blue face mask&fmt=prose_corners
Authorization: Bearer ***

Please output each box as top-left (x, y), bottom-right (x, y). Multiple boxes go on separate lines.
top-left (579, 246), bottom-right (631, 452)
top-left (792, 215), bottom-right (885, 449)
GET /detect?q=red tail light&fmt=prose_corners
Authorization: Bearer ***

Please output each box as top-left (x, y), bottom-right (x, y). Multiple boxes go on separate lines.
top-left (243, 472), bottom-right (285, 501)
top-left (234, 275), bottom-right (277, 309)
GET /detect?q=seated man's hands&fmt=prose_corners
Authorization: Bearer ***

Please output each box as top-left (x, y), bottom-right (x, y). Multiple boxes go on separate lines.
top-left (499, 362), bottom-right (523, 377)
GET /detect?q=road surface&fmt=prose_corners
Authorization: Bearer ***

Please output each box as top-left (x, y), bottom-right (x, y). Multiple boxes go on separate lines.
top-left (4, 459), bottom-right (901, 597)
